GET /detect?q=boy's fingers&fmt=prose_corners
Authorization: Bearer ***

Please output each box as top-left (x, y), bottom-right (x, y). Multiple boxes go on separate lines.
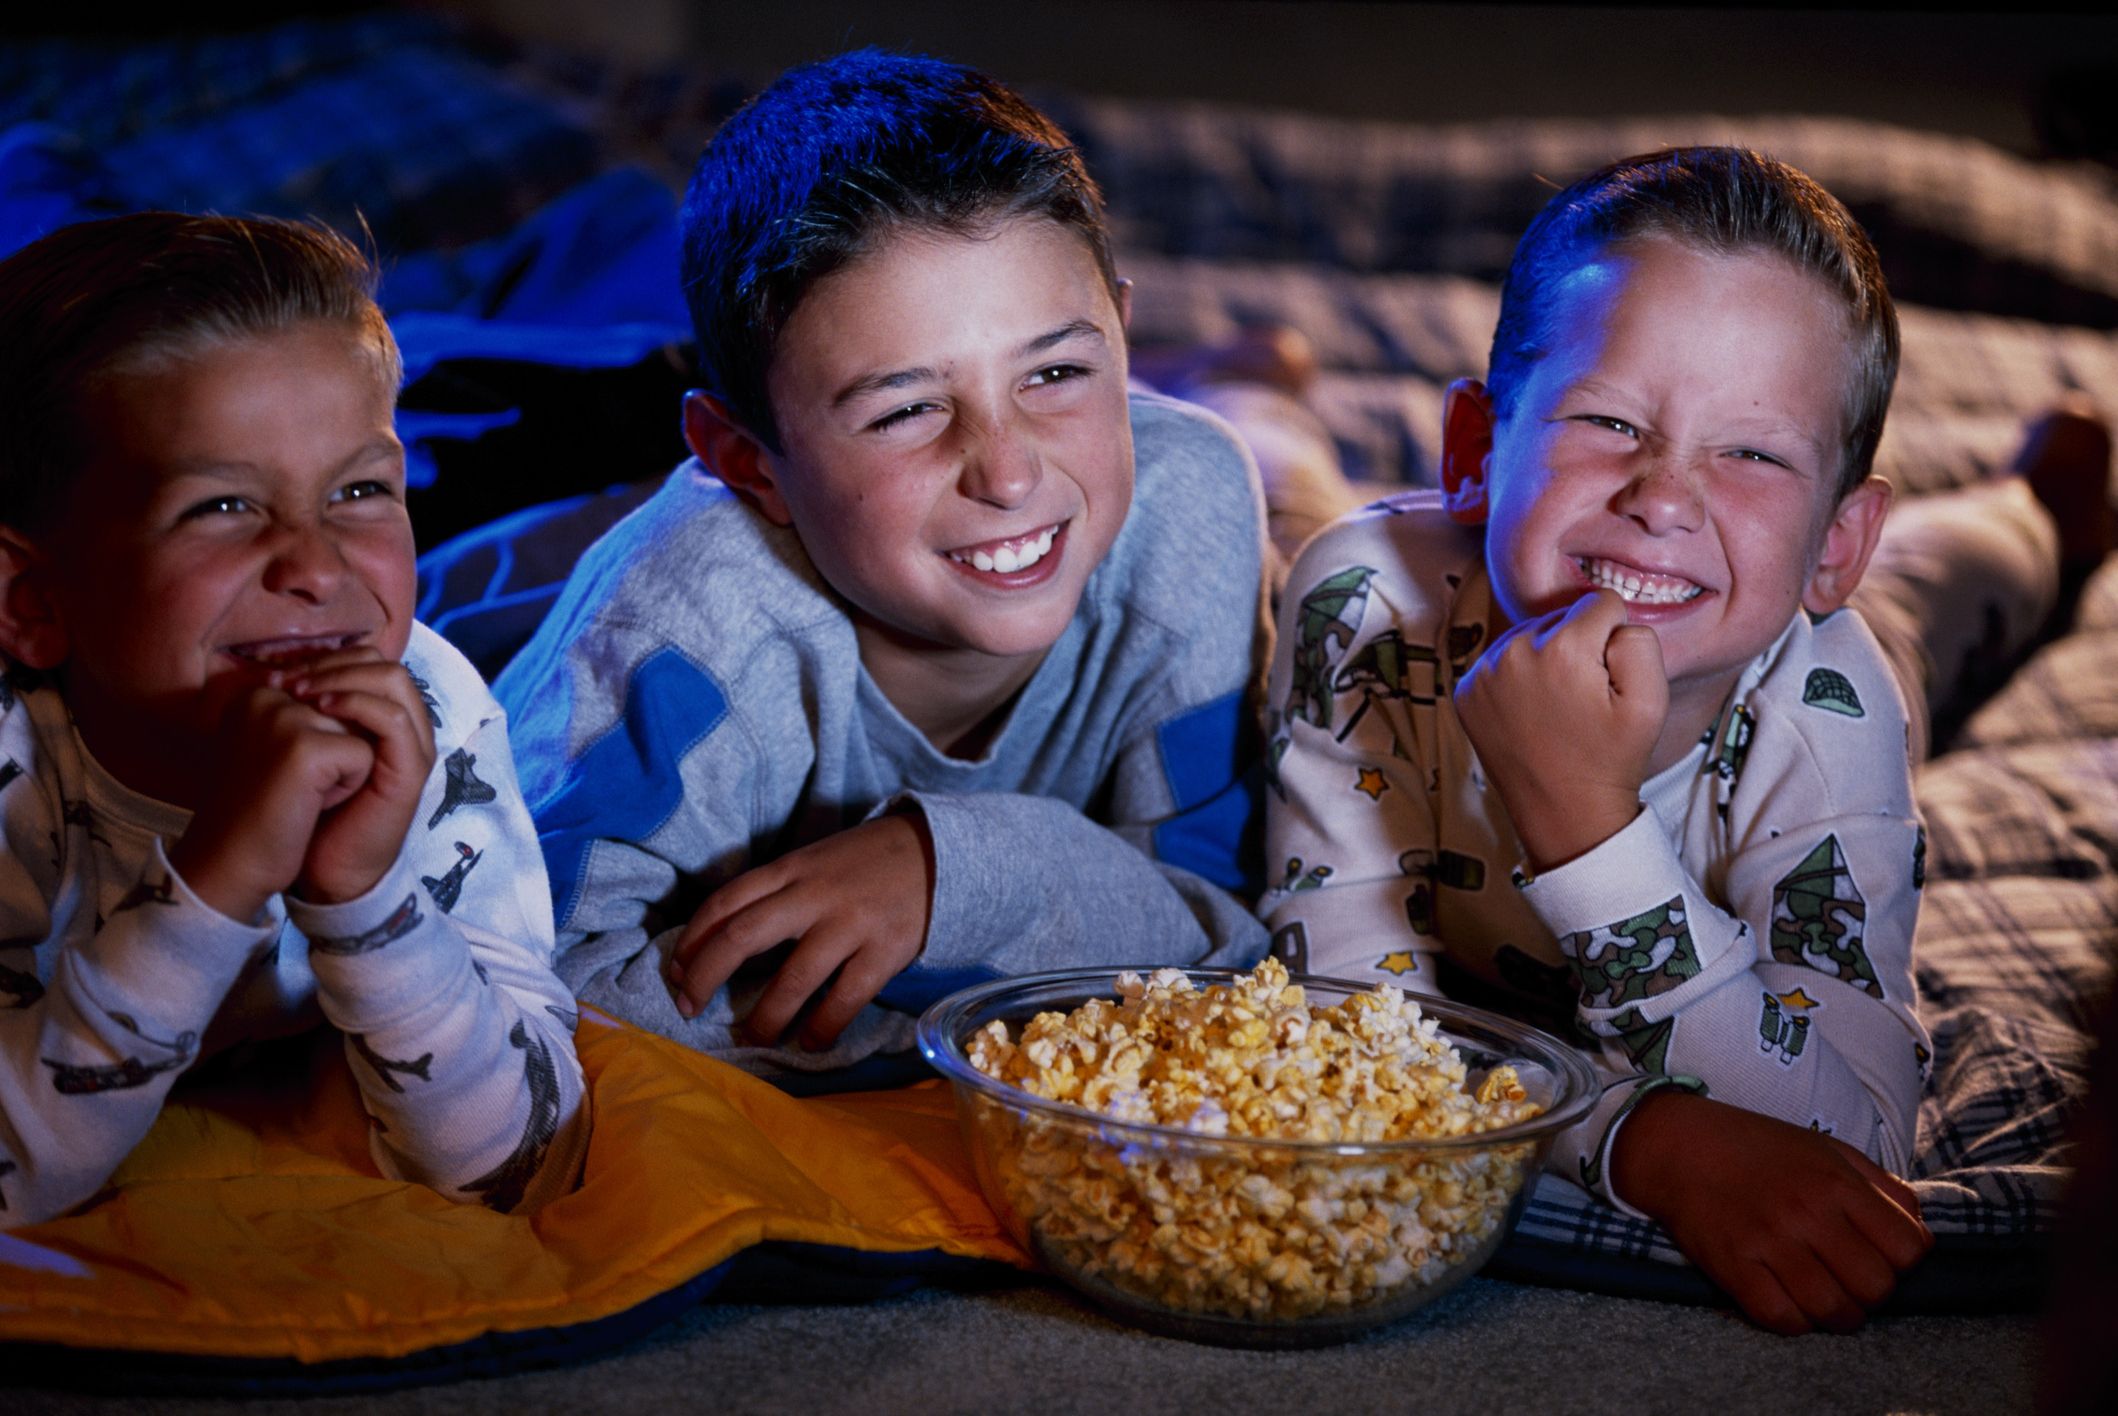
top-left (1602, 624), bottom-right (1668, 709)
top-left (1842, 1183), bottom-right (1933, 1272)
top-left (1832, 1142), bottom-right (1932, 1268)
top-left (282, 654), bottom-right (396, 691)
top-left (222, 679), bottom-right (296, 719)
top-left (669, 890), bottom-right (808, 1016)
top-left (289, 663), bottom-right (436, 750)
top-left (1478, 615), bottom-right (1543, 663)
top-left (270, 644), bottom-right (392, 680)
top-left (294, 730), bottom-right (377, 811)
top-left (302, 688), bottom-right (426, 773)
top-left (1821, 1230), bottom-right (1903, 1312)
top-left (744, 933), bottom-right (855, 1044)
top-left (263, 695), bottom-right (366, 753)
top-left (252, 687), bottom-right (345, 732)
top-left (1726, 1259), bottom-right (1809, 1337)
top-left (798, 948), bottom-right (901, 1050)
top-left (1548, 586), bottom-right (1629, 647)
top-left (1836, 1142), bottom-right (1926, 1222)
top-left (287, 659), bottom-right (409, 697)
top-left (672, 868), bottom-right (785, 969)
top-left (1763, 1246), bottom-right (1864, 1334)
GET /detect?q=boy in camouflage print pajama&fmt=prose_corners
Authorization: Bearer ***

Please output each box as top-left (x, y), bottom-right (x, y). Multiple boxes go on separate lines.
top-left (1263, 147), bottom-right (2086, 1333)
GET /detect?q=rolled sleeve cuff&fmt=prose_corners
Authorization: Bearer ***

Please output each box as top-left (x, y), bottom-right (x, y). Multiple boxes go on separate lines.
top-left (1551, 1071), bottom-right (1710, 1215)
top-left (866, 791), bottom-right (996, 1007)
top-left (1516, 806), bottom-right (1688, 939)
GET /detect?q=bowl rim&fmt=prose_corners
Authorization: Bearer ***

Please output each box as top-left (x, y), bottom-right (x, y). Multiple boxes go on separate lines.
top-left (915, 965), bottom-right (1603, 1156)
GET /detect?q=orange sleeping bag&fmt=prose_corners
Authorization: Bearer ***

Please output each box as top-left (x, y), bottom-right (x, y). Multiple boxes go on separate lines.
top-left (0, 1007), bottom-right (1029, 1365)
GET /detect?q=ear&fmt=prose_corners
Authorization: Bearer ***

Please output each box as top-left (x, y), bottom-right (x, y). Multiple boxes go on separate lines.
top-left (1440, 379), bottom-right (1496, 526)
top-left (0, 525), bottom-right (69, 670)
top-left (683, 391), bottom-right (792, 527)
top-left (1802, 475), bottom-right (1892, 616)
top-left (1114, 277), bottom-right (1134, 331)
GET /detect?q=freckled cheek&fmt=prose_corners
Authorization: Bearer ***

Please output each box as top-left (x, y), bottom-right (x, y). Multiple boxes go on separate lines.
top-left (1070, 442), bottom-right (1134, 532)
top-left (1718, 491), bottom-right (1816, 596)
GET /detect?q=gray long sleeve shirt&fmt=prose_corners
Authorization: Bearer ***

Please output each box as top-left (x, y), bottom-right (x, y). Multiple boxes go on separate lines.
top-left (497, 392), bottom-right (1273, 1079)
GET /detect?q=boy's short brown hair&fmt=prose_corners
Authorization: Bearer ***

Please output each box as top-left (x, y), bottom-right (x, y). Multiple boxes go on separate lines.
top-left (679, 48), bottom-right (1117, 453)
top-left (0, 212), bottom-right (398, 532)
top-left (1487, 146), bottom-right (1898, 501)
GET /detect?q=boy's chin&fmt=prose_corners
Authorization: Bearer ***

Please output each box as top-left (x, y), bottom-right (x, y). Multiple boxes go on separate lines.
top-left (1659, 639), bottom-right (1764, 704)
top-left (975, 588), bottom-right (1097, 657)
top-left (900, 588), bottom-right (1089, 662)
top-left (951, 620), bottom-right (1076, 663)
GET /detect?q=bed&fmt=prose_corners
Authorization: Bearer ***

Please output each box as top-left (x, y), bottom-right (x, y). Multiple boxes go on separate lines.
top-left (3, 10), bottom-right (2112, 1394)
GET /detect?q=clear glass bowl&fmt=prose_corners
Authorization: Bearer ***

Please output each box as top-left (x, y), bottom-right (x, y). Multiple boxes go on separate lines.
top-left (917, 967), bottom-right (1598, 1348)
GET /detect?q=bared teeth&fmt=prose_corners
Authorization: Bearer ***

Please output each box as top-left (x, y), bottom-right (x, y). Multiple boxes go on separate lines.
top-left (230, 634), bottom-right (360, 664)
top-left (1579, 557), bottom-right (1704, 605)
top-left (950, 524), bottom-right (1057, 574)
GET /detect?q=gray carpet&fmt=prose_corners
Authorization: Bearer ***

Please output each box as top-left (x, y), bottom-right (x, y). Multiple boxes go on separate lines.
top-left (14, 1276), bottom-right (2043, 1415)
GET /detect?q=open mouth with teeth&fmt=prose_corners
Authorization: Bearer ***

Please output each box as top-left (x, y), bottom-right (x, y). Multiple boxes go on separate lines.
top-left (1577, 556), bottom-right (1707, 607)
top-left (945, 522), bottom-right (1065, 579)
top-left (225, 632), bottom-right (367, 666)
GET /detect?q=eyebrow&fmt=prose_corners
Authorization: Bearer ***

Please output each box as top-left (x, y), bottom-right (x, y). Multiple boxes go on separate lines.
top-left (1559, 380), bottom-right (1830, 459)
top-left (827, 319), bottom-right (1111, 409)
top-left (163, 438), bottom-right (403, 481)
top-left (1021, 318), bottom-right (1108, 357)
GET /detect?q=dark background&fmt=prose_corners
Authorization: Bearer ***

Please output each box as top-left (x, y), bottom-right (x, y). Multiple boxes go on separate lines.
top-left (416, 1), bottom-right (2118, 163)
top-left (29, 3), bottom-right (2117, 163)
top-left (23, 1), bottom-right (2110, 544)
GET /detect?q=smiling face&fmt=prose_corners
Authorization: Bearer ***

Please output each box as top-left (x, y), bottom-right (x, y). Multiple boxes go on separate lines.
top-left (1449, 236), bottom-right (1886, 750)
top-left (707, 214), bottom-right (1135, 738)
top-left (24, 321), bottom-right (414, 805)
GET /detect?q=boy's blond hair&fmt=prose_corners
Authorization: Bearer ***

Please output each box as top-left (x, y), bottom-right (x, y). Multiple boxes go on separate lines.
top-left (1486, 146), bottom-right (1898, 501)
top-left (0, 212), bottom-right (399, 533)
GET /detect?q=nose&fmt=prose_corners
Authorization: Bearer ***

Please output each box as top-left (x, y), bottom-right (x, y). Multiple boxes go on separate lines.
top-left (956, 411), bottom-right (1041, 510)
top-left (1612, 451), bottom-right (1705, 535)
top-left (260, 519), bottom-right (348, 603)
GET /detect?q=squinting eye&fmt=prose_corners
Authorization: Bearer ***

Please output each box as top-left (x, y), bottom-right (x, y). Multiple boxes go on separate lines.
top-left (869, 402), bottom-right (936, 432)
top-left (1582, 415), bottom-right (1638, 437)
top-left (1025, 363), bottom-right (1088, 388)
top-left (180, 495), bottom-right (250, 520)
top-left (1729, 448), bottom-right (1791, 468)
top-left (335, 479), bottom-right (396, 502)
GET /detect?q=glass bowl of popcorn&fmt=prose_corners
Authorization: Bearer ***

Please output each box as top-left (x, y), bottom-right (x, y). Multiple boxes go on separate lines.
top-left (917, 959), bottom-right (1598, 1347)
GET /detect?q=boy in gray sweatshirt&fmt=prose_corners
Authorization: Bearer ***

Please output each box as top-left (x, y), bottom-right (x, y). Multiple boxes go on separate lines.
top-left (496, 50), bottom-right (1271, 1086)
